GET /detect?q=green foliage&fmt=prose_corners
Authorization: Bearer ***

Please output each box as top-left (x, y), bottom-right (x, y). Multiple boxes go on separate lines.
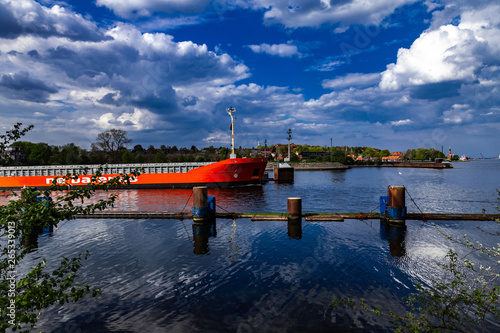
top-left (415, 148), bottom-right (430, 160)
top-left (331, 249), bottom-right (500, 331)
top-left (29, 143), bottom-right (53, 165)
top-left (362, 147), bottom-right (379, 157)
top-left (0, 124), bottom-right (141, 331)
top-left (0, 123), bottom-right (34, 166)
top-left (331, 192), bottom-right (500, 332)
top-left (135, 154), bottom-right (146, 163)
top-left (378, 149), bottom-right (391, 158)
top-left (122, 149), bottom-right (135, 163)
top-left (154, 150), bottom-right (167, 163)
top-left (404, 148), bottom-right (446, 161)
top-left (330, 149), bottom-right (348, 163)
top-left (290, 153), bottom-right (300, 162)
top-left (1, 169), bottom-right (140, 331)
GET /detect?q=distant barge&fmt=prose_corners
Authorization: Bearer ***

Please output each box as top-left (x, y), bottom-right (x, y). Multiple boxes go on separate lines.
top-left (0, 158), bottom-right (269, 190)
top-left (351, 160), bottom-right (453, 169)
top-left (394, 161), bottom-right (452, 168)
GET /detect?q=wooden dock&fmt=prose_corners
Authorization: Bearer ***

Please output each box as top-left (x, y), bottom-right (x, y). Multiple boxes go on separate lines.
top-left (75, 211), bottom-right (500, 222)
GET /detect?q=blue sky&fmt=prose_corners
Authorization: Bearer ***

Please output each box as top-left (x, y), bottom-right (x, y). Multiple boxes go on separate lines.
top-left (0, 0), bottom-right (499, 157)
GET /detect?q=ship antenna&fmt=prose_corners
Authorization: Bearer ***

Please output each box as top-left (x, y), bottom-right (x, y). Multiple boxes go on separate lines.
top-left (227, 107), bottom-right (236, 158)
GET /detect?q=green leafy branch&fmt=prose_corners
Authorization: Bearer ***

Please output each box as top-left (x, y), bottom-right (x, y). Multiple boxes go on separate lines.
top-left (0, 123), bottom-right (141, 331)
top-left (331, 191), bottom-right (500, 332)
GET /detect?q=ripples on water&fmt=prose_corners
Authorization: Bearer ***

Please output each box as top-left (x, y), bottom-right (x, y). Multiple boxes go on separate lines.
top-left (5, 160), bottom-right (500, 331)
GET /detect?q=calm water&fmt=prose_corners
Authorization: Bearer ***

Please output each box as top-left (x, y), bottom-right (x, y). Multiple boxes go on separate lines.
top-left (8, 160), bottom-right (500, 332)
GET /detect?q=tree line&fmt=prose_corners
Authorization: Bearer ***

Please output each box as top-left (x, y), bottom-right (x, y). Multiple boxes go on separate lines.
top-left (2, 127), bottom-right (451, 166)
top-left (4, 129), bottom-right (235, 166)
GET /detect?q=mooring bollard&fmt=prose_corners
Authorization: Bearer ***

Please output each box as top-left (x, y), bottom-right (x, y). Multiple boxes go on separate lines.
top-left (192, 186), bottom-right (208, 222)
top-left (387, 186), bottom-right (407, 222)
top-left (287, 197), bottom-right (302, 239)
top-left (287, 197), bottom-right (302, 222)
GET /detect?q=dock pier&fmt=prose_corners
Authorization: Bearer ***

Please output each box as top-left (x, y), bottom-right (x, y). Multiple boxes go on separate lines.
top-left (73, 187), bottom-right (499, 222)
top-left (75, 211), bottom-right (499, 222)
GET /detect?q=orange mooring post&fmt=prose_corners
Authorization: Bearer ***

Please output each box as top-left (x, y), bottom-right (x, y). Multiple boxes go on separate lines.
top-left (287, 197), bottom-right (302, 222)
top-left (388, 186), bottom-right (405, 208)
top-left (192, 186), bottom-right (208, 222)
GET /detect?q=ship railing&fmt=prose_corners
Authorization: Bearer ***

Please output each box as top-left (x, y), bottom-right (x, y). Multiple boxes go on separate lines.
top-left (0, 162), bottom-right (214, 177)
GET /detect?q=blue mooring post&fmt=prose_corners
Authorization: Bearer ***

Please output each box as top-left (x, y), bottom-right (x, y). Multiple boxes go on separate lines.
top-left (192, 187), bottom-right (216, 222)
top-left (379, 196), bottom-right (389, 215)
top-left (386, 186), bottom-right (407, 223)
top-left (207, 196), bottom-right (216, 220)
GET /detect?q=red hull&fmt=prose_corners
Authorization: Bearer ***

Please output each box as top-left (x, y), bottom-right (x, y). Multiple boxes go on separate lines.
top-left (0, 158), bottom-right (268, 189)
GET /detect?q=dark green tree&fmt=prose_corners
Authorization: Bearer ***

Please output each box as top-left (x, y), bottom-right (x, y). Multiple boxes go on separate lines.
top-left (135, 154), bottom-right (146, 163)
top-left (219, 147), bottom-right (228, 159)
top-left (132, 144), bottom-right (145, 155)
top-left (60, 143), bottom-right (81, 165)
top-left (378, 149), bottom-right (391, 158)
top-left (362, 147), bottom-right (378, 158)
top-left (28, 143), bottom-right (52, 165)
top-left (154, 150), bottom-right (167, 163)
top-left (415, 148), bottom-right (430, 160)
top-left (195, 155), bottom-right (205, 162)
top-left (122, 149), bottom-right (135, 163)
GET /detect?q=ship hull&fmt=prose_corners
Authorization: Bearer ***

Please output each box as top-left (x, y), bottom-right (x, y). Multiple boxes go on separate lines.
top-left (0, 158), bottom-right (268, 190)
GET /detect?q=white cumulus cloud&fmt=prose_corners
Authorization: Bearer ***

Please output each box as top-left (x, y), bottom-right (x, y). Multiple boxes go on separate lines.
top-left (247, 42), bottom-right (302, 57)
top-left (380, 3), bottom-right (500, 91)
top-left (390, 119), bottom-right (413, 126)
top-left (443, 104), bottom-right (474, 124)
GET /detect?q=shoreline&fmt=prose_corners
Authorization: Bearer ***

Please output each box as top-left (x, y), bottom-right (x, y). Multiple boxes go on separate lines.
top-left (268, 161), bottom-right (454, 170)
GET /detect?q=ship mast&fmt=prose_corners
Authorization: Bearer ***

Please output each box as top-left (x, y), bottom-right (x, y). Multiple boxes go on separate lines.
top-left (227, 107), bottom-right (236, 158)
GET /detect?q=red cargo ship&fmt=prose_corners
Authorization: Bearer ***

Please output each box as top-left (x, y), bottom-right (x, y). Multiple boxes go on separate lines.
top-left (0, 157), bottom-right (268, 190)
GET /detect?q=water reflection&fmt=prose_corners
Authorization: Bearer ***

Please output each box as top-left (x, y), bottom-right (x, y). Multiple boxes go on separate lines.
top-left (380, 221), bottom-right (407, 257)
top-left (228, 219), bottom-right (240, 262)
top-left (287, 219), bottom-right (302, 239)
top-left (105, 186), bottom-right (267, 213)
top-left (192, 221), bottom-right (217, 255)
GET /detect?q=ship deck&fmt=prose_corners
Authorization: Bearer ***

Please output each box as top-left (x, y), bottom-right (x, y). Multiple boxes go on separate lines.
top-left (0, 162), bottom-right (213, 177)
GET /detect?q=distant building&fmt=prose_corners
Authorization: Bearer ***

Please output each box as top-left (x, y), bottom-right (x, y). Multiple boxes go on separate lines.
top-left (3, 146), bottom-right (26, 163)
top-left (382, 154), bottom-right (403, 162)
